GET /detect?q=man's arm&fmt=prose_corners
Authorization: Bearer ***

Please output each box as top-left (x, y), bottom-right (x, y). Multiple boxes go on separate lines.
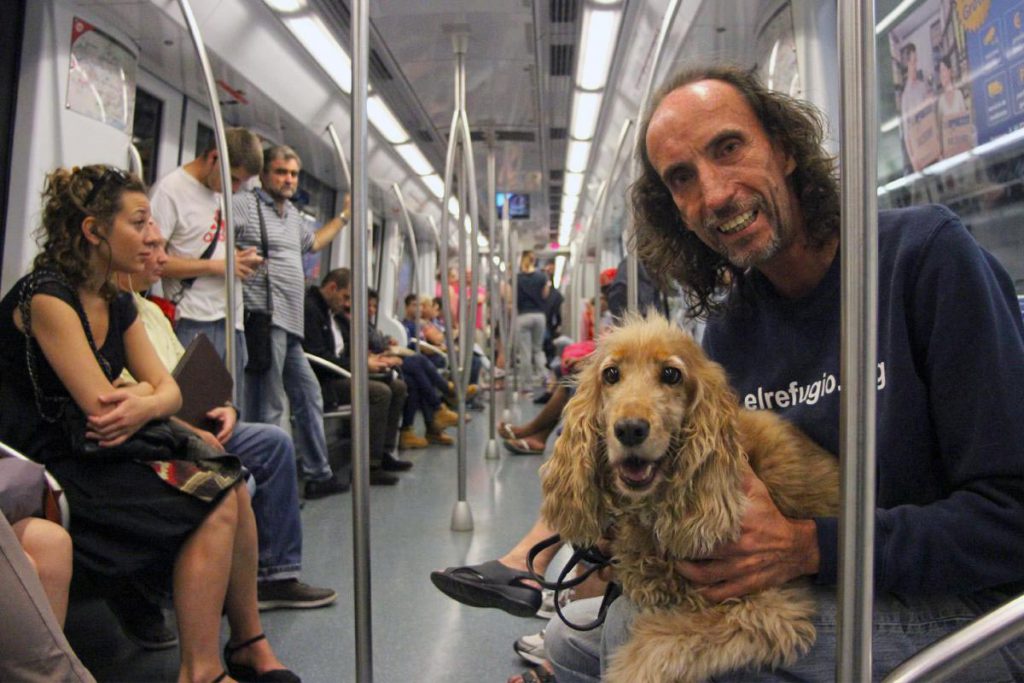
top-left (311, 194), bottom-right (351, 252)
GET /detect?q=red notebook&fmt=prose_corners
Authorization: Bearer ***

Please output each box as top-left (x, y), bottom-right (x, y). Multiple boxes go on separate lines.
top-left (172, 333), bottom-right (234, 432)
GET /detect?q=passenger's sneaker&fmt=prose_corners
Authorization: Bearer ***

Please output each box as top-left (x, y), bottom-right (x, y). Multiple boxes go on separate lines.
top-left (304, 475), bottom-right (350, 499)
top-left (107, 593), bottom-right (179, 650)
top-left (257, 579), bottom-right (337, 611)
top-left (535, 588), bottom-right (573, 620)
top-left (514, 629), bottom-right (547, 666)
top-left (399, 427), bottom-right (428, 449)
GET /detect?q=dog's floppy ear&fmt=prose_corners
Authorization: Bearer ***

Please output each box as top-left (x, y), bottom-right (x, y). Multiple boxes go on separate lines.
top-left (655, 342), bottom-right (747, 557)
top-left (540, 353), bottom-right (607, 546)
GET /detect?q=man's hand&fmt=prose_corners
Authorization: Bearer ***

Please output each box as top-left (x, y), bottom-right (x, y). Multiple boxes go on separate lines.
top-left (206, 405), bottom-right (237, 445)
top-left (675, 470), bottom-right (819, 603)
top-left (368, 356), bottom-right (389, 373)
top-left (233, 247), bottom-right (263, 279)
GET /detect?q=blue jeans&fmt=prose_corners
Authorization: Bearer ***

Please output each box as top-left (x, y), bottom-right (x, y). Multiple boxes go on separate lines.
top-left (546, 587), bottom-right (1024, 682)
top-left (244, 327), bottom-right (332, 482)
top-left (175, 318), bottom-right (247, 408)
top-left (226, 422), bottom-right (302, 582)
top-left (399, 354), bottom-right (444, 427)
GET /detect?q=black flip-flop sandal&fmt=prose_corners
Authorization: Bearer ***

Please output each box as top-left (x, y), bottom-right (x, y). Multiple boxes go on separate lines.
top-left (430, 560), bottom-right (542, 618)
top-left (519, 664), bottom-right (555, 683)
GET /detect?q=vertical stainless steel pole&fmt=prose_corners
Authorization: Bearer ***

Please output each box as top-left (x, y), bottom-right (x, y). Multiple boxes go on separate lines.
top-left (350, 0), bottom-right (373, 679)
top-left (509, 231), bottom-right (520, 396)
top-left (626, 0), bottom-right (683, 313)
top-left (176, 0), bottom-right (238, 400)
top-left (590, 181), bottom-right (607, 330)
top-left (392, 184), bottom-right (421, 354)
top-left (501, 211), bottom-right (515, 420)
top-left (486, 146), bottom-right (500, 459)
top-left (837, 2), bottom-right (878, 681)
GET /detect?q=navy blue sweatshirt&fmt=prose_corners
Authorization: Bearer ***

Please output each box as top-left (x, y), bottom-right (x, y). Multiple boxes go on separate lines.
top-left (704, 205), bottom-right (1024, 595)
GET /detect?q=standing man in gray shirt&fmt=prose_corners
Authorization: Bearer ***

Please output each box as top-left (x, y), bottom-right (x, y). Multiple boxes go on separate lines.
top-left (233, 145), bottom-right (349, 499)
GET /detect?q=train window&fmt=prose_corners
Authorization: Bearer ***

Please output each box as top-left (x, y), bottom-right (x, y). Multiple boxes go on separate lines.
top-left (294, 170), bottom-right (336, 285)
top-left (131, 88), bottom-right (162, 187)
top-left (876, 0), bottom-right (1024, 293)
top-left (195, 122), bottom-right (214, 161)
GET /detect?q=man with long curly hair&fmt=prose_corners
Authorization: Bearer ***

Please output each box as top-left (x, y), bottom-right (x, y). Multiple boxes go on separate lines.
top-left (545, 65), bottom-right (1024, 682)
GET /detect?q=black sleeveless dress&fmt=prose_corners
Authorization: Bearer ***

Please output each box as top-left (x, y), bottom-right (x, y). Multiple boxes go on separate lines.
top-left (0, 271), bottom-right (233, 584)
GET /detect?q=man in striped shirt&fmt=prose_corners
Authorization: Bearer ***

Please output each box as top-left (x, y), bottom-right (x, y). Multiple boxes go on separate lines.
top-left (232, 145), bottom-right (349, 499)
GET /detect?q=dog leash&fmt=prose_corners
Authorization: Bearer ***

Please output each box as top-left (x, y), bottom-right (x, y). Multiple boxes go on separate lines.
top-left (526, 533), bottom-right (622, 632)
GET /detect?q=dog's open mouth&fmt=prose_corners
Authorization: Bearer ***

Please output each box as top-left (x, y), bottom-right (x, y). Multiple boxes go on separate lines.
top-left (616, 456), bottom-right (661, 490)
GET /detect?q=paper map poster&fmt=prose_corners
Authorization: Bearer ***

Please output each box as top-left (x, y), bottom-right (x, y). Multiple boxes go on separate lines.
top-left (65, 17), bottom-right (138, 131)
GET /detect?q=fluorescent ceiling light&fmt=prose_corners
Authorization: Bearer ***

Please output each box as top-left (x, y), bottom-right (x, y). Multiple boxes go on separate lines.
top-left (395, 142), bottom-right (433, 175)
top-left (264, 0), bottom-right (305, 11)
top-left (561, 194), bottom-right (579, 216)
top-left (477, 233), bottom-right (489, 248)
top-left (576, 7), bottom-right (622, 90)
top-left (422, 174), bottom-right (444, 199)
top-left (282, 16), bottom-right (351, 94)
top-left (368, 95), bottom-right (410, 144)
top-left (447, 196), bottom-right (460, 218)
top-left (565, 139), bottom-right (592, 173)
top-left (876, 0), bottom-right (917, 35)
top-left (563, 172), bottom-right (584, 197)
top-left (570, 91), bottom-right (603, 140)
top-left (558, 220), bottom-right (573, 245)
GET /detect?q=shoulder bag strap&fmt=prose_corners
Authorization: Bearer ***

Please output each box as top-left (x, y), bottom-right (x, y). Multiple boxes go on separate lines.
top-left (253, 191), bottom-right (273, 314)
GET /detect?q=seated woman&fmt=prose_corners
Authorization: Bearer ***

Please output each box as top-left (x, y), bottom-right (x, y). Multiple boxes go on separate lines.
top-left (0, 165), bottom-right (296, 683)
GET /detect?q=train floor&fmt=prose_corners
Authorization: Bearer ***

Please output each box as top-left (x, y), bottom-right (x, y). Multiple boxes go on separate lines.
top-left (65, 389), bottom-right (555, 682)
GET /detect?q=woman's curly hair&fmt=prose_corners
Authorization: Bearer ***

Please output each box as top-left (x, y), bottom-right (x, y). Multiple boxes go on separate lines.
top-left (33, 165), bottom-right (146, 300)
top-left (630, 65), bottom-right (840, 318)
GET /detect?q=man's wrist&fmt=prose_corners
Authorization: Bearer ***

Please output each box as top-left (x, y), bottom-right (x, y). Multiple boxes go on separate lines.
top-left (792, 518), bottom-right (820, 577)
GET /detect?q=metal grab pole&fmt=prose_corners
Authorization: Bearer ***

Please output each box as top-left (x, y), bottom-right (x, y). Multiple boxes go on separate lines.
top-left (485, 146), bottom-right (499, 459)
top-left (350, 0), bottom-right (373, 679)
top-left (501, 213), bottom-right (515, 420)
top-left (626, 0), bottom-right (683, 313)
top-left (326, 123), bottom-right (352, 190)
top-left (885, 593), bottom-right (1024, 682)
top-left (176, 0), bottom-right (238, 400)
top-left (588, 181), bottom-right (607, 330)
top-left (836, 2), bottom-right (878, 681)
top-left (438, 32), bottom-right (478, 531)
top-left (508, 231), bottom-right (520, 397)
top-left (392, 184), bottom-right (422, 354)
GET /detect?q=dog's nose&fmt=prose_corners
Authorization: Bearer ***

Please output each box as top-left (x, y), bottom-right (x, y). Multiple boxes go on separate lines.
top-left (614, 418), bottom-right (650, 446)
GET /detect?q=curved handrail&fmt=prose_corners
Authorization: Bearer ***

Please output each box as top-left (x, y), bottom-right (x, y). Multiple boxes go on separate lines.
top-left (625, 0), bottom-right (683, 313)
top-left (391, 183), bottom-right (421, 354)
top-left (175, 0), bottom-right (239, 398)
top-left (304, 352), bottom-right (353, 380)
top-left (884, 592), bottom-right (1024, 682)
top-left (127, 142), bottom-right (144, 179)
top-left (325, 123), bottom-right (352, 190)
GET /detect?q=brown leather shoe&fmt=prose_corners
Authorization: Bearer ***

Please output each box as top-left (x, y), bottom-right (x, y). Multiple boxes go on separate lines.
top-left (426, 430), bottom-right (455, 446)
top-left (399, 427), bottom-right (428, 449)
top-left (433, 405), bottom-right (459, 429)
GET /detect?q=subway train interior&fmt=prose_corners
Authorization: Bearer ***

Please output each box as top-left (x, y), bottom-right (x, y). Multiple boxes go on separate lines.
top-left (2, 0), bottom-right (1024, 681)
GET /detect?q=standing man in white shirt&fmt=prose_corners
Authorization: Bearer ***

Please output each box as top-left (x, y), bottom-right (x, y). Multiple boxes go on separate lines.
top-left (149, 127), bottom-right (265, 401)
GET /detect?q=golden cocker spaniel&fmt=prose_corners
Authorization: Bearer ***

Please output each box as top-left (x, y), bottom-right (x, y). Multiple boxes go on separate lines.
top-left (540, 315), bottom-right (839, 682)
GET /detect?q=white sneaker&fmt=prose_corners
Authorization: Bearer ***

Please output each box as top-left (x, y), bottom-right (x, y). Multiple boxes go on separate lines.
top-left (514, 629), bottom-right (547, 666)
top-left (535, 587), bottom-right (573, 620)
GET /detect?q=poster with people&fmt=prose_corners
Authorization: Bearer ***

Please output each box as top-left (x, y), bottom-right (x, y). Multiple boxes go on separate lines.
top-left (886, 0), bottom-right (982, 171)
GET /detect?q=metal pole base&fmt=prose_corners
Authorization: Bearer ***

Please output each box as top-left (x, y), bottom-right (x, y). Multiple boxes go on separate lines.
top-left (485, 438), bottom-right (500, 460)
top-left (450, 500), bottom-right (474, 531)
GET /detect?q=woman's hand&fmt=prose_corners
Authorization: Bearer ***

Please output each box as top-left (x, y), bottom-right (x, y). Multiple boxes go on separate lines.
top-left (85, 390), bottom-right (159, 447)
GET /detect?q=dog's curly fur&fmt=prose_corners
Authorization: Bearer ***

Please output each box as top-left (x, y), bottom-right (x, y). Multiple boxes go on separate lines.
top-left (540, 315), bottom-right (839, 682)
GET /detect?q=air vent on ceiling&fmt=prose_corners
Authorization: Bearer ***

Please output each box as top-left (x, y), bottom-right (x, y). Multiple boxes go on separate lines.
top-left (549, 169), bottom-right (564, 181)
top-left (369, 48), bottom-right (393, 81)
top-left (465, 130), bottom-right (537, 142)
top-left (550, 44), bottom-right (574, 77)
top-left (416, 130), bottom-right (433, 143)
top-left (549, 127), bottom-right (567, 140)
top-left (550, 0), bottom-right (579, 23)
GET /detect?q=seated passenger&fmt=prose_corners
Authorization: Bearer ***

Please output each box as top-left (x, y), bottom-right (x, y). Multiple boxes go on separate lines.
top-left (116, 236), bottom-right (337, 610)
top-left (0, 165), bottom-right (298, 683)
top-left (303, 269), bottom-right (411, 483)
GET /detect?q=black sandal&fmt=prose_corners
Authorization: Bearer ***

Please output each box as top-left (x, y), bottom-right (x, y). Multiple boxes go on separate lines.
top-left (429, 560), bottom-right (542, 617)
top-left (518, 664), bottom-right (555, 683)
top-left (223, 633), bottom-right (300, 683)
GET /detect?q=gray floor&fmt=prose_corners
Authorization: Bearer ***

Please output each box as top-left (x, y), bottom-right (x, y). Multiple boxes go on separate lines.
top-left (67, 390), bottom-right (555, 682)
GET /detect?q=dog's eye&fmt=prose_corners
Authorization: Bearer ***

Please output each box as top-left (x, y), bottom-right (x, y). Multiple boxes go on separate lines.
top-left (602, 366), bottom-right (620, 385)
top-left (661, 367), bottom-right (682, 384)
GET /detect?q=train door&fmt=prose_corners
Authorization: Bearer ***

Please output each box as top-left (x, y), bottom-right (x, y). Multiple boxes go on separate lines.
top-left (0, 0), bottom-right (27, 287)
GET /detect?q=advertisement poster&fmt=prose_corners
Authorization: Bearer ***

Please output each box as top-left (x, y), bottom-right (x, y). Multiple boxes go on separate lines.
top-left (886, 0), bottom-right (982, 171)
top-left (65, 17), bottom-right (138, 131)
top-left (961, 0), bottom-right (1024, 144)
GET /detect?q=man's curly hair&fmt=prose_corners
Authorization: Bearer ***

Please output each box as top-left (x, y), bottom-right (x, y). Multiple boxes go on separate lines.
top-left (630, 65), bottom-right (840, 318)
top-left (34, 165), bottom-right (147, 300)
